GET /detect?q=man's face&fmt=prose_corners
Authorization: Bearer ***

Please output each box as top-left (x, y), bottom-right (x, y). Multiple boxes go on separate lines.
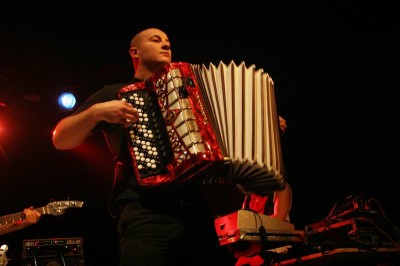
top-left (136, 29), bottom-right (172, 68)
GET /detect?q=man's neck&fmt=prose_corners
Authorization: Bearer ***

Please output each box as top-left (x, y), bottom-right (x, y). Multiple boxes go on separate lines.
top-left (134, 63), bottom-right (168, 80)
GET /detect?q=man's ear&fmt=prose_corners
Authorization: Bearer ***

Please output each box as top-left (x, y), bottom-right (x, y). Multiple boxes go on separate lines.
top-left (129, 47), bottom-right (138, 57)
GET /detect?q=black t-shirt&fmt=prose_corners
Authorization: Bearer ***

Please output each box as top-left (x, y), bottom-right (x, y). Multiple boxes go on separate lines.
top-left (73, 79), bottom-right (205, 205)
top-left (73, 79), bottom-right (141, 203)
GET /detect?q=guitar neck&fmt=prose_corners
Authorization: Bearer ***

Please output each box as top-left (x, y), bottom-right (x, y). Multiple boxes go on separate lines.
top-left (0, 211), bottom-right (25, 226)
top-left (0, 200), bottom-right (83, 227)
top-left (0, 207), bottom-right (45, 227)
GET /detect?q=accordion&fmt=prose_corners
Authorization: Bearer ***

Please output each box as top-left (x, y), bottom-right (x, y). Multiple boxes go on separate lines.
top-left (118, 61), bottom-right (285, 195)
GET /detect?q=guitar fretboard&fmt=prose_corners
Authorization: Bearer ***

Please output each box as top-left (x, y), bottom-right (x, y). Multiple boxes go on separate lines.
top-left (0, 200), bottom-right (83, 228)
top-left (0, 212), bottom-right (25, 226)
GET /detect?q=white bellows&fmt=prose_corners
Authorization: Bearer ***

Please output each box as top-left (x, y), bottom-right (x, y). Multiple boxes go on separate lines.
top-left (193, 61), bottom-right (285, 194)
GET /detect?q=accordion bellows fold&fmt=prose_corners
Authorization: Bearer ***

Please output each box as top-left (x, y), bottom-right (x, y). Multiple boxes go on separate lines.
top-left (118, 61), bottom-right (285, 195)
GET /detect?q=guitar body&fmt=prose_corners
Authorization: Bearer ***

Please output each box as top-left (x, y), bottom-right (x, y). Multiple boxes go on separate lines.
top-left (0, 244), bottom-right (8, 266)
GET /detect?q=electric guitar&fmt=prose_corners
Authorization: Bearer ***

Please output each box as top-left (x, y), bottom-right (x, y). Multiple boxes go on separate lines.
top-left (0, 244), bottom-right (8, 266)
top-left (0, 200), bottom-right (84, 266)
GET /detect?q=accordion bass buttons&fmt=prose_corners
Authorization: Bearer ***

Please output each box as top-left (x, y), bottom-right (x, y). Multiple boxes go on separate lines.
top-left (120, 88), bottom-right (174, 178)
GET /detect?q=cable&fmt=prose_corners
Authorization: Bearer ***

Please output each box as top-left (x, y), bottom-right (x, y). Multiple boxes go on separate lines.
top-left (33, 252), bottom-right (38, 266)
top-left (367, 197), bottom-right (387, 218)
top-left (57, 252), bottom-right (67, 266)
top-left (252, 210), bottom-right (264, 229)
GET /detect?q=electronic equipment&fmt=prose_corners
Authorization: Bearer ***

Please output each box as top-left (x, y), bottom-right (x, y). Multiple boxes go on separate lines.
top-left (21, 257), bottom-right (85, 266)
top-left (306, 217), bottom-right (400, 249)
top-left (21, 237), bottom-right (84, 266)
top-left (22, 237), bottom-right (83, 259)
top-left (214, 210), bottom-right (305, 248)
top-left (275, 247), bottom-right (400, 265)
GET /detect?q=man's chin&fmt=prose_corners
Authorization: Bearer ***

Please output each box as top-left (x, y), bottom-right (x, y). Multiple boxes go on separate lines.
top-left (161, 58), bottom-right (171, 64)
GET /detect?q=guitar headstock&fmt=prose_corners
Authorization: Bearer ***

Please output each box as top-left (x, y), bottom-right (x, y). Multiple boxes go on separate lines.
top-left (43, 200), bottom-right (84, 216)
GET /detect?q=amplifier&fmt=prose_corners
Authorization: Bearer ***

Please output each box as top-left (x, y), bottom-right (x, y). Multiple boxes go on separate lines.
top-left (22, 237), bottom-right (84, 259)
top-left (21, 256), bottom-right (85, 266)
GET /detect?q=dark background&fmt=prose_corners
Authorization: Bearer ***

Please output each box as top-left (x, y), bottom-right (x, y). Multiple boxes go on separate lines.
top-left (1, 2), bottom-right (398, 265)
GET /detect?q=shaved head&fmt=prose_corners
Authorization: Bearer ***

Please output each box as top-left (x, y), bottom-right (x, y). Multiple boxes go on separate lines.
top-left (128, 27), bottom-right (171, 78)
top-left (130, 28), bottom-right (166, 48)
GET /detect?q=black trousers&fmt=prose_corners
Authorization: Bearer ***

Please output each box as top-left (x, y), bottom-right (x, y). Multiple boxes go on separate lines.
top-left (117, 192), bottom-right (234, 266)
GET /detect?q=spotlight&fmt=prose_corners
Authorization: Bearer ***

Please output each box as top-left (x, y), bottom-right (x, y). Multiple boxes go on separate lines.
top-left (58, 92), bottom-right (76, 111)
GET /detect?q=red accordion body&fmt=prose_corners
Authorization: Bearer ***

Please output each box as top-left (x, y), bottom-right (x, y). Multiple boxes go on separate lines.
top-left (118, 62), bottom-right (224, 186)
top-left (118, 61), bottom-right (286, 195)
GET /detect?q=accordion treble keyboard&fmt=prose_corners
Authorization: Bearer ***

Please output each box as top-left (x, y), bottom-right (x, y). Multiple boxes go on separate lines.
top-left (120, 85), bottom-right (174, 178)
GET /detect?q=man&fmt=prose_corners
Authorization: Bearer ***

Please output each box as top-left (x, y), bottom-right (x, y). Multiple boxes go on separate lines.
top-left (53, 28), bottom-right (231, 266)
top-left (0, 207), bottom-right (41, 236)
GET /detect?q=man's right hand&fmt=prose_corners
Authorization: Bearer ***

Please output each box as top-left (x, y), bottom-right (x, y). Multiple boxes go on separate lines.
top-left (94, 100), bottom-right (139, 126)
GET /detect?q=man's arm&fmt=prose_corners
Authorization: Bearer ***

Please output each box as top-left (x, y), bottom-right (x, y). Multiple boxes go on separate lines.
top-left (52, 100), bottom-right (139, 150)
top-left (271, 183), bottom-right (292, 221)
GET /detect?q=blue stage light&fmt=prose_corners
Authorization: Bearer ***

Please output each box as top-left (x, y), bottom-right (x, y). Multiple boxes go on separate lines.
top-left (58, 92), bottom-right (76, 110)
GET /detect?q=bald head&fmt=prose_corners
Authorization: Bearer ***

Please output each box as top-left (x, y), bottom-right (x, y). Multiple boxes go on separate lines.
top-left (128, 27), bottom-right (171, 79)
top-left (130, 28), bottom-right (167, 48)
